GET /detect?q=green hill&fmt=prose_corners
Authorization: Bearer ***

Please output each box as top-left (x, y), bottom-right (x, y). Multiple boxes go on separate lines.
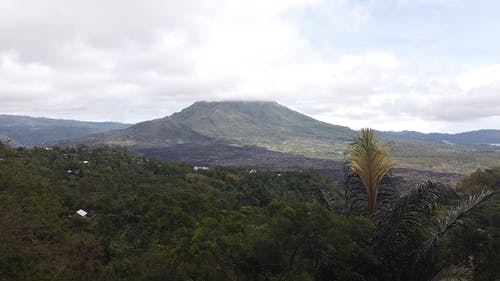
top-left (84, 101), bottom-right (353, 147)
top-left (171, 101), bottom-right (354, 141)
top-left (60, 101), bottom-right (500, 175)
top-left (0, 114), bottom-right (130, 146)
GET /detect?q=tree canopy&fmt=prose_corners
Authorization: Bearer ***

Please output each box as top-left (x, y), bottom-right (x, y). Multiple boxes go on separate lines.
top-left (0, 141), bottom-right (498, 281)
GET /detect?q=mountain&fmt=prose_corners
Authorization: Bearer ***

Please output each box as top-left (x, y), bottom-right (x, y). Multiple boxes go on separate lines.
top-left (68, 101), bottom-right (354, 151)
top-left (59, 101), bottom-right (500, 176)
top-left (171, 101), bottom-right (354, 141)
top-left (0, 114), bottom-right (130, 146)
top-left (381, 129), bottom-right (500, 146)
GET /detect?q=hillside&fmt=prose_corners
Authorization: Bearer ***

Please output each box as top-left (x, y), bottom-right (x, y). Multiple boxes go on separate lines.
top-left (1, 142), bottom-right (498, 281)
top-left (0, 143), bottom-right (365, 280)
top-left (61, 101), bottom-right (500, 175)
top-left (381, 129), bottom-right (500, 147)
top-left (64, 101), bottom-right (355, 159)
top-left (0, 114), bottom-right (130, 146)
top-left (170, 101), bottom-right (354, 141)
top-left (73, 101), bottom-right (353, 147)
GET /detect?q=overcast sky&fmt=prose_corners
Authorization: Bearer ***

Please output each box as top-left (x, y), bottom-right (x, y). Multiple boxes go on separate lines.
top-left (1, 0), bottom-right (500, 133)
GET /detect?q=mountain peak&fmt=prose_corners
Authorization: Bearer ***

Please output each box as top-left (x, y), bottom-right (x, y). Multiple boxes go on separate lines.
top-left (165, 100), bottom-right (352, 142)
top-left (191, 100), bottom-right (278, 105)
top-left (71, 100), bottom-right (353, 148)
top-left (182, 100), bottom-right (283, 115)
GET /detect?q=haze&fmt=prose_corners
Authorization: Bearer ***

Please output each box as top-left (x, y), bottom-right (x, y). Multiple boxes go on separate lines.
top-left (1, 0), bottom-right (500, 133)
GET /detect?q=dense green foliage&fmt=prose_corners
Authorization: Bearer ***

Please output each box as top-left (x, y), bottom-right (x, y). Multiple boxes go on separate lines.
top-left (446, 167), bottom-right (500, 281)
top-left (0, 143), bottom-right (380, 281)
top-left (0, 143), bottom-right (498, 281)
top-left (458, 166), bottom-right (500, 193)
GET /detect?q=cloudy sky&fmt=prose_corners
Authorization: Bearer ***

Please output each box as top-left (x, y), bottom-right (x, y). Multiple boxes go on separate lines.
top-left (1, 0), bottom-right (500, 133)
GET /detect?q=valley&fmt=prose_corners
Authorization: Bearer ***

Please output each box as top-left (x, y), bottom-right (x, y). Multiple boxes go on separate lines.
top-left (137, 143), bottom-right (465, 186)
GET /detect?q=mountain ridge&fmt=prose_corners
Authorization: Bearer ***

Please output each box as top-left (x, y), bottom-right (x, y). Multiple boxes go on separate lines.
top-left (381, 129), bottom-right (500, 146)
top-left (7, 104), bottom-right (500, 147)
top-left (65, 101), bottom-right (354, 149)
top-left (5, 101), bottom-right (500, 175)
top-left (55, 101), bottom-right (500, 175)
top-left (0, 114), bottom-right (130, 146)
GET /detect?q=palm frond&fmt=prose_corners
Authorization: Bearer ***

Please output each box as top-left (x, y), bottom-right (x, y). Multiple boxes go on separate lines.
top-left (423, 188), bottom-right (494, 251)
top-left (413, 188), bottom-right (496, 280)
top-left (347, 128), bottom-right (395, 215)
top-left (344, 164), bottom-right (397, 217)
top-left (375, 181), bottom-right (456, 264)
top-left (344, 165), bottom-right (369, 216)
top-left (310, 175), bottom-right (348, 214)
top-left (374, 171), bottom-right (398, 210)
top-left (312, 185), bottom-right (346, 213)
top-left (430, 265), bottom-right (473, 281)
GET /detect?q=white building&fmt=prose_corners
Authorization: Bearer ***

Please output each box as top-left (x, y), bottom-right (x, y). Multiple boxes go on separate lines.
top-left (193, 166), bottom-right (209, 171)
top-left (76, 209), bottom-right (88, 217)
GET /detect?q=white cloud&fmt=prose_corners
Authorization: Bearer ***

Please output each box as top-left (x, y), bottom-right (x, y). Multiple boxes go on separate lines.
top-left (0, 0), bottom-right (500, 132)
top-left (458, 65), bottom-right (500, 91)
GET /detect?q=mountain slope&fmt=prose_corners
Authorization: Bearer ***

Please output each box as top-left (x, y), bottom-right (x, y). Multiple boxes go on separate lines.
top-left (0, 115), bottom-right (130, 146)
top-left (71, 101), bottom-right (354, 152)
top-left (59, 101), bottom-right (500, 175)
top-left (71, 117), bottom-right (214, 147)
top-left (381, 129), bottom-right (500, 146)
top-left (171, 101), bottom-right (354, 141)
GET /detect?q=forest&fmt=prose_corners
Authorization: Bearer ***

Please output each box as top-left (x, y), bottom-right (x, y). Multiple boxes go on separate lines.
top-left (0, 132), bottom-right (499, 281)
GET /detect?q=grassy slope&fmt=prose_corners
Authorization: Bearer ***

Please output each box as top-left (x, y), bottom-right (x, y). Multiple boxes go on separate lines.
top-left (61, 101), bottom-right (500, 175)
top-left (170, 102), bottom-right (500, 174)
top-left (170, 101), bottom-right (354, 141)
top-left (388, 139), bottom-right (500, 174)
top-left (0, 114), bottom-right (130, 146)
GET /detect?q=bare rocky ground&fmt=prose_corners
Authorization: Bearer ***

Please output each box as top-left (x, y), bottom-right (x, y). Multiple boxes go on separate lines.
top-left (137, 144), bottom-right (465, 188)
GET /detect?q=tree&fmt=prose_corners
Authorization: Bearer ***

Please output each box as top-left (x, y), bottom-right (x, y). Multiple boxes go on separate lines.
top-left (321, 130), bottom-right (499, 281)
top-left (346, 128), bottom-right (395, 216)
top-left (374, 181), bottom-right (496, 281)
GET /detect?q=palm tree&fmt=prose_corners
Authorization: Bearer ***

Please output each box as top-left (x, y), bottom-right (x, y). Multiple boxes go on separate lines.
top-left (374, 181), bottom-right (495, 281)
top-left (324, 179), bottom-right (496, 281)
top-left (346, 128), bottom-right (395, 216)
top-left (319, 129), bottom-right (498, 281)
